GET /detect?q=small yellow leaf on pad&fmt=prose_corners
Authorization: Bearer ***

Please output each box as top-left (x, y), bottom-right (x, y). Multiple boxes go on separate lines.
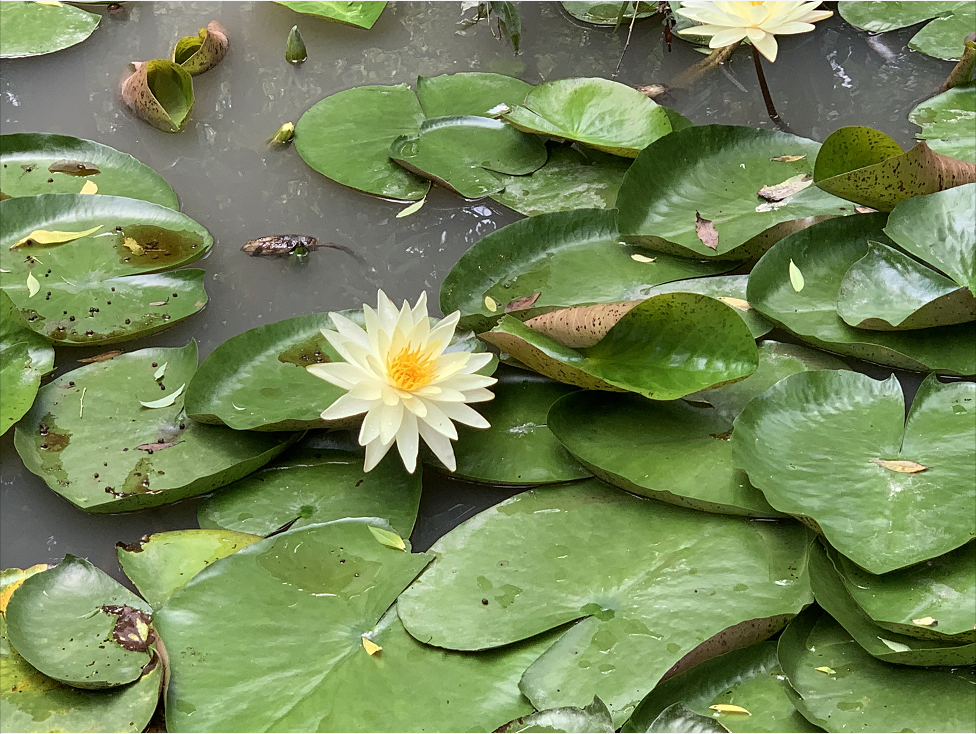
top-left (26, 271), bottom-right (40, 297)
top-left (816, 666), bottom-right (836, 675)
top-left (13, 225), bottom-right (102, 248)
top-left (631, 253), bottom-right (656, 263)
top-left (36, 1), bottom-right (64, 6)
top-left (123, 237), bottom-right (145, 255)
top-left (484, 296), bottom-right (498, 313)
top-left (368, 525), bottom-right (406, 551)
top-left (362, 637), bottom-right (382, 655)
top-left (879, 637), bottom-right (911, 653)
top-left (709, 704), bottom-right (751, 715)
top-left (789, 259), bottom-right (804, 292)
top-left (80, 180), bottom-right (98, 195)
top-left (396, 196), bottom-right (426, 218)
top-left (912, 616), bottom-right (938, 627)
top-left (871, 459), bottom-right (928, 474)
top-left (719, 297), bottom-right (751, 311)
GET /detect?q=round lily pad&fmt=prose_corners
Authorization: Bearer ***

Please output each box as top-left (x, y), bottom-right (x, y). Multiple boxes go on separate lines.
top-left (274, 0), bottom-right (387, 28)
top-left (14, 342), bottom-right (295, 513)
top-left (501, 77), bottom-right (674, 158)
top-left (198, 440), bottom-right (423, 537)
top-left (838, 0), bottom-right (976, 60)
top-left (416, 72), bottom-right (532, 118)
top-left (1, 290), bottom-right (54, 436)
top-left (0, 1), bottom-right (100, 58)
top-left (622, 641), bottom-right (821, 734)
top-left (4, 556), bottom-right (153, 689)
top-left (910, 82), bottom-right (976, 164)
top-left (116, 529), bottom-right (262, 609)
top-left (549, 342), bottom-right (846, 517)
top-left (0, 194), bottom-right (212, 345)
top-left (560, 2), bottom-right (656, 25)
top-left (747, 213), bottom-right (976, 374)
top-left (616, 125), bottom-right (852, 260)
top-left (777, 608), bottom-right (976, 733)
top-left (155, 519), bottom-right (558, 732)
top-left (441, 208), bottom-right (730, 334)
top-left (732, 370), bottom-right (976, 574)
top-left (442, 365), bottom-right (590, 485)
top-left (397, 479), bottom-right (815, 725)
top-left (0, 133), bottom-right (179, 207)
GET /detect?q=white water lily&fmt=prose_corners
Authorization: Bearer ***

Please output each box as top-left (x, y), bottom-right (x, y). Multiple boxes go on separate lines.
top-left (676, 1), bottom-right (833, 62)
top-left (307, 291), bottom-right (496, 473)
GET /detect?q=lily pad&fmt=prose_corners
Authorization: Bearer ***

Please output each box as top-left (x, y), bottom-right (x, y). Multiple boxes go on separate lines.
top-left (777, 608), bottom-right (976, 733)
top-left (640, 704), bottom-right (731, 733)
top-left (274, 1), bottom-right (387, 29)
top-left (172, 21), bottom-right (229, 76)
top-left (443, 365), bottom-right (589, 485)
top-left (827, 541), bottom-right (975, 642)
top-left (389, 115), bottom-right (547, 199)
top-left (616, 125), bottom-right (852, 260)
top-left (441, 208), bottom-right (730, 334)
top-left (1, 290), bottom-right (54, 436)
top-left (116, 529), bottom-right (261, 609)
top-left (560, 2), bottom-right (657, 25)
top-left (639, 275), bottom-right (773, 338)
top-left (838, 1), bottom-right (976, 60)
top-left (747, 213), bottom-right (976, 374)
top-left (155, 519), bottom-right (557, 732)
top-left (0, 614), bottom-right (162, 734)
top-left (732, 370), bottom-right (976, 574)
top-left (813, 126), bottom-right (976, 211)
top-left (0, 1), bottom-right (100, 58)
top-left (120, 60), bottom-right (195, 134)
top-left (491, 143), bottom-right (632, 216)
top-left (0, 194), bottom-right (212, 345)
top-left (498, 696), bottom-right (615, 733)
top-left (808, 541), bottom-right (975, 666)
top-left (622, 641), bottom-right (821, 734)
top-left (501, 77), bottom-right (673, 158)
top-left (416, 72), bottom-right (532, 118)
top-left (0, 133), bottom-right (179, 207)
top-left (13, 342), bottom-right (294, 512)
top-left (198, 440), bottom-right (423, 536)
top-left (549, 342), bottom-right (846, 517)
top-left (398, 479), bottom-right (815, 725)
top-left (480, 293), bottom-right (759, 400)
top-left (4, 556), bottom-right (153, 689)
top-left (909, 82), bottom-right (976, 164)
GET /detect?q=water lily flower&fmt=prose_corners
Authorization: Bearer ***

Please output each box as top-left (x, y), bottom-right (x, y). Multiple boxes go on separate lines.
top-left (676, 1), bottom-right (833, 62)
top-left (307, 291), bottom-right (496, 473)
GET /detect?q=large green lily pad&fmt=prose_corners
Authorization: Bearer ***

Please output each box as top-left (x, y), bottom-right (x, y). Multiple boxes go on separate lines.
top-left (398, 479), bottom-right (815, 725)
top-left (549, 342), bottom-right (846, 517)
top-left (198, 440), bottom-right (423, 536)
top-left (747, 213), bottom-right (976, 374)
top-left (390, 115), bottom-right (547, 199)
top-left (1, 290), bottom-right (54, 436)
top-left (4, 556), bottom-right (153, 689)
top-left (616, 125), bottom-right (852, 260)
top-left (0, 615), bottom-right (162, 734)
top-left (481, 293), bottom-right (758, 400)
top-left (0, 1), bottom-right (99, 58)
top-left (829, 541), bottom-right (975, 642)
top-left (443, 366), bottom-right (589, 485)
top-left (14, 342), bottom-right (294, 513)
top-left (117, 529), bottom-right (261, 609)
top-left (732, 370), bottom-right (976, 574)
top-left (442, 209), bottom-right (730, 334)
top-left (416, 72), bottom-right (531, 118)
top-left (156, 519), bottom-right (558, 732)
top-left (274, 1), bottom-right (387, 28)
top-left (838, 1), bottom-right (976, 60)
top-left (0, 133), bottom-right (179, 207)
top-left (910, 82), bottom-right (976, 164)
top-left (809, 541), bottom-right (975, 666)
top-left (501, 77), bottom-right (673, 158)
top-left (777, 608), bottom-right (976, 733)
top-left (622, 641), bottom-right (821, 734)
top-left (0, 194), bottom-right (211, 345)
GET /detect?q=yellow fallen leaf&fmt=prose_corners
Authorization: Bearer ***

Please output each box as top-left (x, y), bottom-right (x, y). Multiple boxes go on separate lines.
top-left (36, 1), bottom-right (64, 6)
top-left (396, 196), bottom-right (426, 218)
top-left (12, 225), bottom-right (102, 248)
top-left (879, 637), bottom-right (911, 653)
top-left (362, 637), bottom-right (382, 655)
top-left (26, 271), bottom-right (40, 297)
top-left (709, 704), bottom-right (751, 715)
top-left (871, 458), bottom-right (928, 474)
top-left (719, 297), bottom-right (751, 311)
top-left (79, 180), bottom-right (98, 195)
top-left (368, 525), bottom-right (406, 551)
top-left (789, 259), bottom-right (805, 292)
top-left (123, 237), bottom-right (144, 255)
top-left (631, 253), bottom-right (656, 263)
top-left (912, 616), bottom-right (938, 627)
top-left (485, 296), bottom-right (498, 313)
top-left (816, 666), bottom-right (836, 675)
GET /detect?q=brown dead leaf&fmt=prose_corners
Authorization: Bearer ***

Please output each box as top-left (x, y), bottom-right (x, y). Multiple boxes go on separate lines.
top-left (505, 292), bottom-right (541, 313)
top-left (855, 205), bottom-right (877, 214)
top-left (135, 441), bottom-right (182, 453)
top-left (770, 155), bottom-right (806, 163)
top-left (78, 350), bottom-right (124, 363)
top-left (525, 301), bottom-right (642, 349)
top-left (149, 300), bottom-right (169, 306)
top-left (758, 174), bottom-right (813, 202)
top-left (871, 458), bottom-right (929, 473)
top-left (694, 212), bottom-right (719, 250)
top-left (709, 431), bottom-right (733, 440)
top-left (634, 83), bottom-right (670, 99)
top-left (718, 297), bottom-right (751, 311)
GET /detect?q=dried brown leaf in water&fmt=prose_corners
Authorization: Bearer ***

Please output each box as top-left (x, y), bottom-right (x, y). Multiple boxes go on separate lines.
top-left (871, 458), bottom-right (929, 473)
top-left (505, 292), bottom-right (541, 313)
top-left (525, 300), bottom-right (642, 349)
top-left (695, 211), bottom-right (719, 250)
top-left (242, 234), bottom-right (320, 256)
top-left (718, 297), bottom-right (751, 311)
top-left (78, 350), bottom-right (124, 363)
top-left (634, 83), bottom-right (670, 99)
top-left (48, 160), bottom-right (101, 176)
top-left (759, 174), bottom-right (813, 202)
top-left (173, 21), bottom-right (229, 76)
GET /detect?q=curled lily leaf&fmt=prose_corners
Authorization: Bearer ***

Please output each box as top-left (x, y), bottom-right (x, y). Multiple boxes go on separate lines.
top-left (173, 21), bottom-right (229, 76)
top-left (120, 59), bottom-right (195, 134)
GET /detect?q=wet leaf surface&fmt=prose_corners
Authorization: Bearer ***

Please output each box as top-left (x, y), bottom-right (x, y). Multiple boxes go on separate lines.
top-left (274, 0), bottom-right (388, 28)
top-left (839, 1), bottom-right (976, 60)
top-left (909, 81), bottom-right (976, 163)
top-left (120, 60), bottom-right (195, 134)
top-left (497, 696), bottom-right (615, 733)
top-left (0, 290), bottom-right (54, 435)
top-left (0, 1), bottom-right (99, 58)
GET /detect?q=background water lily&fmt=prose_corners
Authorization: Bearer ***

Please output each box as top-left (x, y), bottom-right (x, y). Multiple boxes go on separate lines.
top-left (307, 291), bottom-right (496, 473)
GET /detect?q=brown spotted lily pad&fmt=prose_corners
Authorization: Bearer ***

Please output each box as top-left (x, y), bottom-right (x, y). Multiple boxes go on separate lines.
top-left (173, 21), bottom-right (229, 76)
top-left (120, 59), bottom-right (194, 134)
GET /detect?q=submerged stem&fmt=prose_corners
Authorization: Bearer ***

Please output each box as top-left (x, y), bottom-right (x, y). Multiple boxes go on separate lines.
top-left (751, 46), bottom-right (791, 133)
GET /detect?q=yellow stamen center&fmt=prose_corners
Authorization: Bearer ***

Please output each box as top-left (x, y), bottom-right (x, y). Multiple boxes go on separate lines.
top-left (388, 346), bottom-right (436, 390)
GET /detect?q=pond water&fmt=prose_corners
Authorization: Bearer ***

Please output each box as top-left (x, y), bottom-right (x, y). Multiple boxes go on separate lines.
top-left (0, 1), bottom-right (954, 581)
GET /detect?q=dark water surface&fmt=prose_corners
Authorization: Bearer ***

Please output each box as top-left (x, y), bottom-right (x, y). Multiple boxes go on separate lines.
top-left (0, 2), bottom-right (953, 579)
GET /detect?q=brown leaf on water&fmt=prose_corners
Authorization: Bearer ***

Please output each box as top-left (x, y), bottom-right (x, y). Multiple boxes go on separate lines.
top-left (871, 458), bottom-right (929, 473)
top-left (505, 292), bottom-right (541, 313)
top-left (242, 234), bottom-right (319, 256)
top-left (695, 212), bottom-right (719, 250)
top-left (718, 297), bottom-right (751, 311)
top-left (78, 350), bottom-right (124, 363)
top-left (173, 21), bottom-right (230, 76)
top-left (634, 83), bottom-right (670, 99)
top-left (770, 155), bottom-right (806, 163)
top-left (758, 174), bottom-right (813, 202)
top-left (855, 205), bottom-right (877, 214)
top-left (135, 441), bottom-right (182, 453)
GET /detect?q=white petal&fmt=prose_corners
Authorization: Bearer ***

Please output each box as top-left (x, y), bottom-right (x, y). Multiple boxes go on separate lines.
top-left (395, 411), bottom-right (420, 473)
top-left (766, 21), bottom-right (815, 35)
top-left (438, 401), bottom-right (490, 429)
top-left (422, 386), bottom-right (467, 403)
top-left (441, 372), bottom-right (498, 391)
top-left (402, 394), bottom-right (429, 418)
top-left (419, 400), bottom-right (458, 440)
top-left (329, 312), bottom-right (371, 349)
top-left (360, 405), bottom-right (383, 445)
top-left (708, 28), bottom-right (749, 47)
top-left (460, 387), bottom-right (496, 403)
top-left (426, 311), bottom-right (461, 352)
top-left (306, 362), bottom-right (370, 389)
top-left (381, 385), bottom-right (400, 406)
top-left (377, 290), bottom-right (400, 328)
top-left (455, 351), bottom-right (494, 374)
top-left (748, 29), bottom-right (778, 61)
top-left (321, 393), bottom-right (375, 420)
top-left (364, 436), bottom-right (395, 472)
top-left (347, 380), bottom-right (384, 401)
top-left (378, 400), bottom-right (406, 444)
top-left (418, 420), bottom-right (457, 472)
